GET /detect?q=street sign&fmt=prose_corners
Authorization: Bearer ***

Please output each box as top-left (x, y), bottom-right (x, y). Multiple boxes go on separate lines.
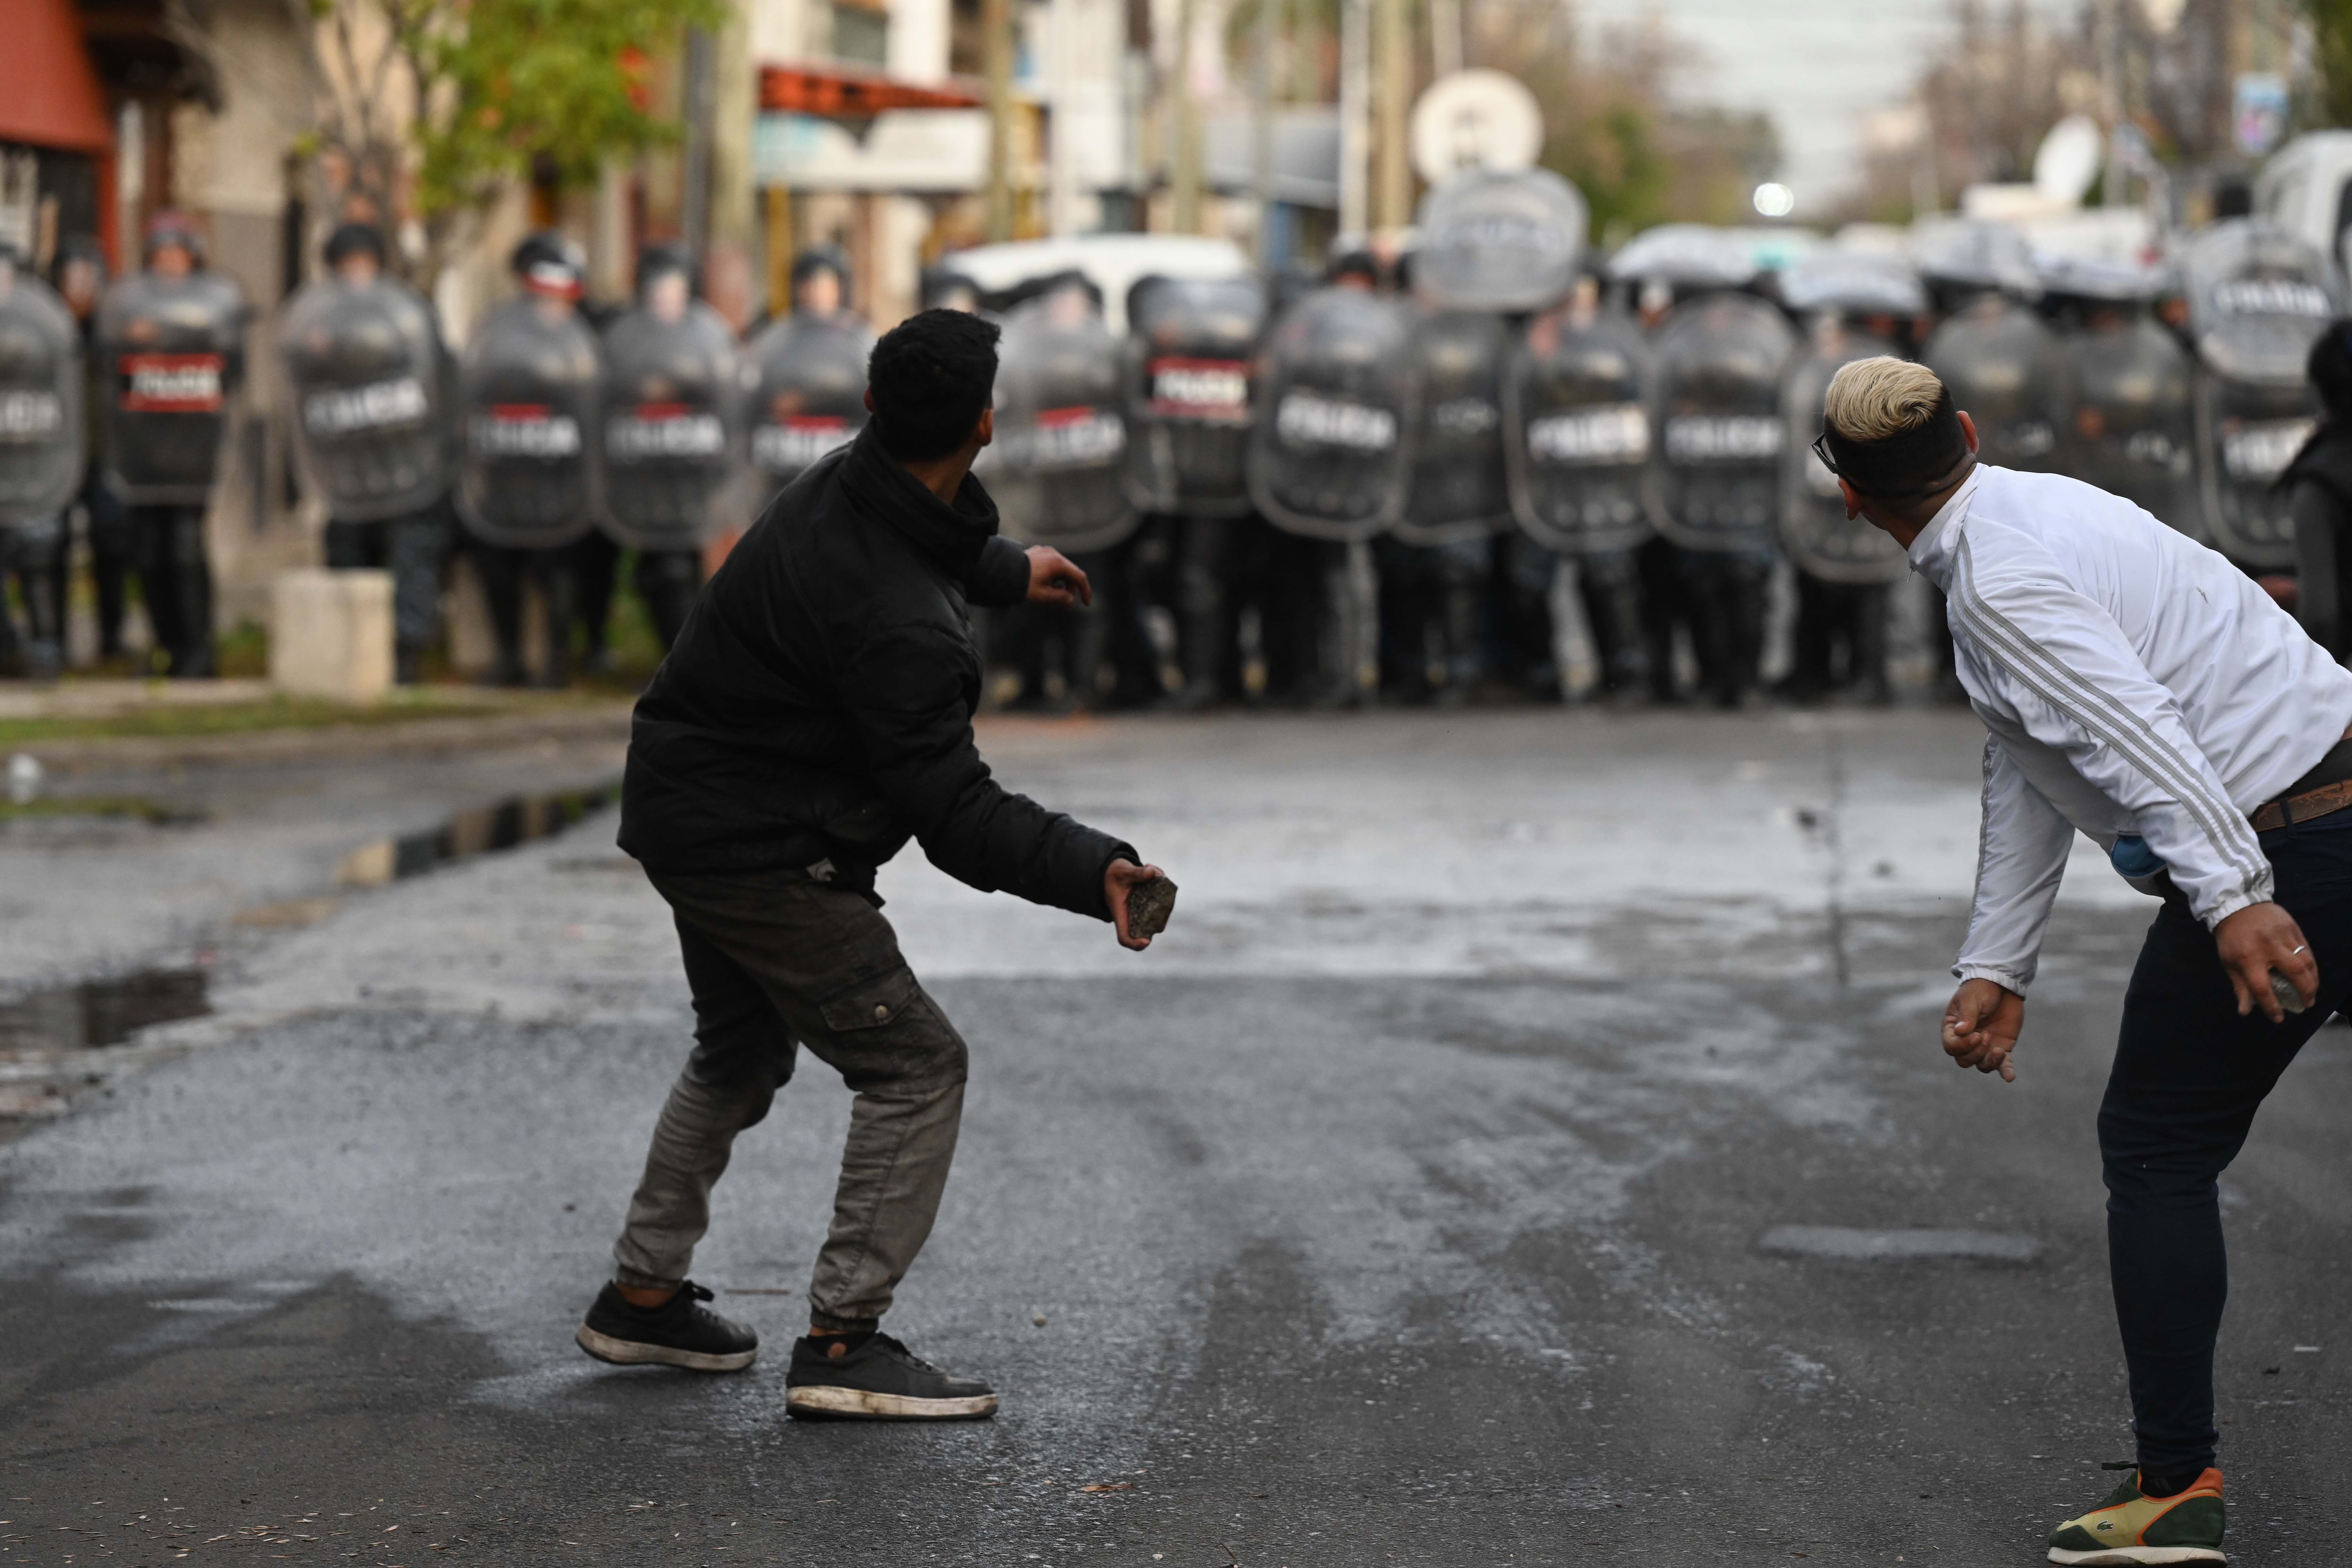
top-left (1409, 70), bottom-right (1544, 186)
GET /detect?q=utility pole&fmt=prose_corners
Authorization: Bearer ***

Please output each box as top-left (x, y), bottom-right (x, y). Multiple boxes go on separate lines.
top-left (1373, 0), bottom-right (1409, 231)
top-left (1429, 0), bottom-right (1462, 77)
top-left (1171, 0), bottom-right (1202, 232)
top-left (985, 0), bottom-right (1015, 242)
top-left (682, 25), bottom-right (715, 257)
top-left (1338, 0), bottom-right (1368, 236)
top-left (1251, 0), bottom-right (1275, 265)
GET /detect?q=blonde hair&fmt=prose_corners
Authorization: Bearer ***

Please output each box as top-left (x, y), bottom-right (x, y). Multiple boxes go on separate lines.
top-left (1823, 357), bottom-right (1946, 443)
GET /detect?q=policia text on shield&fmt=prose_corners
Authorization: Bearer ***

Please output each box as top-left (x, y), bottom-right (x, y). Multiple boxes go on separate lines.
top-left (1826, 356), bottom-right (2352, 1566)
top-left (576, 308), bottom-right (1166, 1421)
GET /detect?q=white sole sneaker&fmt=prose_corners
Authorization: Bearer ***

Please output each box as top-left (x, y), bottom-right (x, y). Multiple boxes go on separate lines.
top-left (575, 1322), bottom-right (758, 1372)
top-left (785, 1384), bottom-right (999, 1420)
top-left (2047, 1548), bottom-right (2226, 1565)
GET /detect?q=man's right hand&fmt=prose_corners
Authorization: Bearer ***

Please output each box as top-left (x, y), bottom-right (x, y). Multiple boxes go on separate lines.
top-left (1942, 978), bottom-right (2024, 1082)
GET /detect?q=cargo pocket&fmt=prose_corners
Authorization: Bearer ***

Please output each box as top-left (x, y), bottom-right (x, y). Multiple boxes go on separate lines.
top-left (818, 965), bottom-right (922, 1033)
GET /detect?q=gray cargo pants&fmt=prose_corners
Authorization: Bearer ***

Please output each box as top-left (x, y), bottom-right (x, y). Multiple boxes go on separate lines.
top-left (611, 868), bottom-right (969, 1331)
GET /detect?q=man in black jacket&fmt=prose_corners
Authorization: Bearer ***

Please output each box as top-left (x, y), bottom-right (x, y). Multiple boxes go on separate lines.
top-left (577, 309), bottom-right (1164, 1420)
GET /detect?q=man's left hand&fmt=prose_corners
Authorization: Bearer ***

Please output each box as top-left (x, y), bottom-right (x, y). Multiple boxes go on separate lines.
top-left (1026, 546), bottom-right (1092, 608)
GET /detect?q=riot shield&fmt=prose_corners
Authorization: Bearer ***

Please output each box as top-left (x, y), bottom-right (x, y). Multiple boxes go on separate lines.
top-left (2181, 219), bottom-right (2342, 568)
top-left (276, 274), bottom-right (449, 523)
top-left (96, 269), bottom-right (247, 505)
top-left (598, 301), bottom-right (741, 551)
top-left (1412, 168), bottom-right (1589, 313)
top-left (1922, 294), bottom-right (2066, 470)
top-left (453, 296), bottom-right (602, 549)
top-left (1779, 322), bottom-right (1909, 583)
top-left (1910, 217), bottom-right (2039, 300)
top-left (1396, 306), bottom-right (1512, 546)
top-left (1502, 304), bottom-right (1652, 555)
top-left (741, 310), bottom-right (874, 509)
top-left (1644, 291), bottom-right (1797, 551)
top-left (2056, 315), bottom-right (2198, 536)
top-left (979, 287), bottom-right (1137, 553)
top-left (1606, 225), bottom-right (1758, 292)
top-left (1776, 249), bottom-right (1927, 320)
top-left (1124, 274), bottom-right (1265, 517)
top-left (1247, 285), bottom-right (1418, 541)
top-left (0, 263), bottom-right (84, 528)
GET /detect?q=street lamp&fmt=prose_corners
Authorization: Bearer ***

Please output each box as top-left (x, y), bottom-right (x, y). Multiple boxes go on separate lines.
top-left (1752, 182), bottom-right (1796, 218)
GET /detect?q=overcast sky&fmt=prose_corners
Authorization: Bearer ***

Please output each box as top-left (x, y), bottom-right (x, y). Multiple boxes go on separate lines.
top-left (1572, 0), bottom-right (2083, 213)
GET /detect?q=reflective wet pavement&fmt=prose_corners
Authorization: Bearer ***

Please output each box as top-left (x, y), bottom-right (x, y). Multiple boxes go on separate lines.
top-left (0, 710), bottom-right (2343, 1566)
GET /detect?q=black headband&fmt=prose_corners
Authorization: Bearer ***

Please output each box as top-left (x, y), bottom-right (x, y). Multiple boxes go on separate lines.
top-left (1820, 387), bottom-right (1971, 499)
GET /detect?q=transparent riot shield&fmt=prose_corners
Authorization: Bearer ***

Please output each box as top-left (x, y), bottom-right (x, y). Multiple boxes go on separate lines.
top-left (0, 262), bottom-right (84, 528)
top-left (96, 270), bottom-right (247, 505)
top-left (2057, 316), bottom-right (2198, 537)
top-left (1922, 294), bottom-right (2066, 471)
top-left (1779, 323), bottom-right (1910, 584)
top-left (742, 310), bottom-right (874, 510)
top-left (1503, 304), bottom-right (1652, 555)
top-left (1124, 274), bottom-right (1265, 518)
top-left (2181, 219), bottom-right (2342, 569)
top-left (277, 274), bottom-right (450, 523)
top-left (1645, 291), bottom-right (1797, 552)
top-left (598, 301), bottom-right (742, 551)
top-left (979, 286), bottom-right (1138, 553)
top-left (1247, 285), bottom-right (1419, 542)
top-left (1413, 168), bottom-right (1589, 313)
top-left (1396, 306), bottom-right (1512, 546)
top-left (453, 296), bottom-right (602, 549)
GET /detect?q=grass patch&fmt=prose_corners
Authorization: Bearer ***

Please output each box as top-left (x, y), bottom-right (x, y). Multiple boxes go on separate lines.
top-left (0, 796), bottom-right (207, 825)
top-left (0, 688), bottom-right (620, 748)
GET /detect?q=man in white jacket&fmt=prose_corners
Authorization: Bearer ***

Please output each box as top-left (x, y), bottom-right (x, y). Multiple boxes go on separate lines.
top-left (1822, 358), bottom-right (2352, 1566)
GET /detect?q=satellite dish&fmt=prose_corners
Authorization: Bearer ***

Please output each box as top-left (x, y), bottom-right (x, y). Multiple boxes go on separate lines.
top-left (2034, 115), bottom-right (2105, 209)
top-left (1410, 70), bottom-right (1544, 185)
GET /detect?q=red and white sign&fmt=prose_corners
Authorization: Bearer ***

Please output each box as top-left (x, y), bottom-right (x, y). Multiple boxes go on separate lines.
top-left (753, 414), bottom-right (853, 473)
top-left (120, 353), bottom-right (225, 413)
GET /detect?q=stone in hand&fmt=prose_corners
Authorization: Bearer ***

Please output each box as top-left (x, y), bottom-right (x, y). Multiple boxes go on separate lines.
top-left (1126, 875), bottom-right (1178, 939)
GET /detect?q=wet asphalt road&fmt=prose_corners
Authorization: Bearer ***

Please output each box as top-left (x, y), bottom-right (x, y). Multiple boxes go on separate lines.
top-left (0, 710), bottom-right (2346, 1567)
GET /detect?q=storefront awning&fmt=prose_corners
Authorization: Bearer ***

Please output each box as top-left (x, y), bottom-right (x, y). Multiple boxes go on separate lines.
top-left (760, 64), bottom-right (982, 118)
top-left (0, 0), bottom-right (113, 155)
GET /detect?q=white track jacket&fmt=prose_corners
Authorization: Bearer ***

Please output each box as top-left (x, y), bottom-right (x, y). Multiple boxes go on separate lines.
top-left (1910, 465), bottom-right (2352, 995)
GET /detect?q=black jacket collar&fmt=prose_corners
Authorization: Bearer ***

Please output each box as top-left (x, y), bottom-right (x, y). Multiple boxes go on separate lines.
top-left (837, 423), bottom-right (1000, 576)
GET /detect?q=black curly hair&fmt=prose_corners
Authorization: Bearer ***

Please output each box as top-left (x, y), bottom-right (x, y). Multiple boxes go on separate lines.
top-left (866, 307), bottom-right (1001, 463)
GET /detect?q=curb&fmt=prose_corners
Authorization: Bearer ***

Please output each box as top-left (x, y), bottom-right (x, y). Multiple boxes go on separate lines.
top-left (13, 703), bottom-right (635, 773)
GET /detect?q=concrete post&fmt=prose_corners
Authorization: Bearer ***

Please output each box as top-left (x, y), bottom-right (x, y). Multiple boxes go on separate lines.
top-left (271, 569), bottom-right (393, 704)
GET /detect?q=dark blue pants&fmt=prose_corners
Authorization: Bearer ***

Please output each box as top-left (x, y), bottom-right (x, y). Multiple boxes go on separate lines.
top-left (2104, 805), bottom-right (2352, 1476)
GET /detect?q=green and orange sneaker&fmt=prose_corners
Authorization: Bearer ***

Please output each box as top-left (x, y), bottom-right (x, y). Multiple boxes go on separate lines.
top-left (2046, 1463), bottom-right (2226, 1564)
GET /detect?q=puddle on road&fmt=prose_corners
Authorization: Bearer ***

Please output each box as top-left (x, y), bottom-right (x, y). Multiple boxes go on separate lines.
top-left (0, 968), bottom-right (211, 1055)
top-left (337, 783), bottom-right (618, 887)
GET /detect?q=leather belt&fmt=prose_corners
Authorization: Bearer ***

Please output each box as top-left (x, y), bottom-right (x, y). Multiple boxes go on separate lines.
top-left (2249, 728), bottom-right (2352, 833)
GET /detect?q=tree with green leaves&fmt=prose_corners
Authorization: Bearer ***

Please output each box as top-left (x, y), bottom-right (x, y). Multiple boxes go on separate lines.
top-left (2306, 0), bottom-right (2352, 129)
top-left (296, 0), bottom-right (723, 289)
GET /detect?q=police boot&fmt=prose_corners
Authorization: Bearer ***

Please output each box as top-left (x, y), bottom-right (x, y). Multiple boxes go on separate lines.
top-left (1432, 549), bottom-right (1488, 707)
top-left (1851, 583), bottom-right (1893, 705)
top-left (474, 547), bottom-right (529, 688)
top-left (1581, 552), bottom-right (1651, 704)
top-left (14, 518), bottom-right (68, 681)
top-left (534, 556), bottom-right (576, 690)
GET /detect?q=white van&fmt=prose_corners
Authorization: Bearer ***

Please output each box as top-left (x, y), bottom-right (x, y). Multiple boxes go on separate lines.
top-left (2254, 131), bottom-right (2352, 278)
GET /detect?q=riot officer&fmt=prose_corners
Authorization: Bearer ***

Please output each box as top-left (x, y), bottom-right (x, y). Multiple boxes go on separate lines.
top-left (981, 271), bottom-right (1145, 709)
top-left (1773, 251), bottom-right (1926, 705)
top-left (740, 247), bottom-right (873, 513)
top-left (595, 243), bottom-right (740, 655)
top-left (0, 243), bottom-right (82, 679)
top-left (48, 238), bottom-right (121, 667)
top-left (97, 210), bottom-right (248, 678)
top-left (457, 232), bottom-right (602, 686)
top-left (1612, 224), bottom-right (1796, 708)
top-left (280, 221), bottom-right (453, 684)
top-left (1505, 271), bottom-right (1655, 701)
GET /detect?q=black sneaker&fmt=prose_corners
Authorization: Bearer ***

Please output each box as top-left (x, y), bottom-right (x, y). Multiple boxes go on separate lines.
top-left (784, 1332), bottom-right (998, 1420)
top-left (575, 1281), bottom-right (758, 1372)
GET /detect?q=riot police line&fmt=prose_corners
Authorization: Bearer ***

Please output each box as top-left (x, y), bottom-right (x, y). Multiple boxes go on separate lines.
top-left (1, 183), bottom-right (2344, 702)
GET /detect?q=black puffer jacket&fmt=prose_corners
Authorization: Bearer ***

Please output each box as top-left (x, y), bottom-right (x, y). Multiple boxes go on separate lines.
top-left (2284, 421), bottom-right (2352, 659)
top-left (619, 424), bottom-right (1134, 919)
